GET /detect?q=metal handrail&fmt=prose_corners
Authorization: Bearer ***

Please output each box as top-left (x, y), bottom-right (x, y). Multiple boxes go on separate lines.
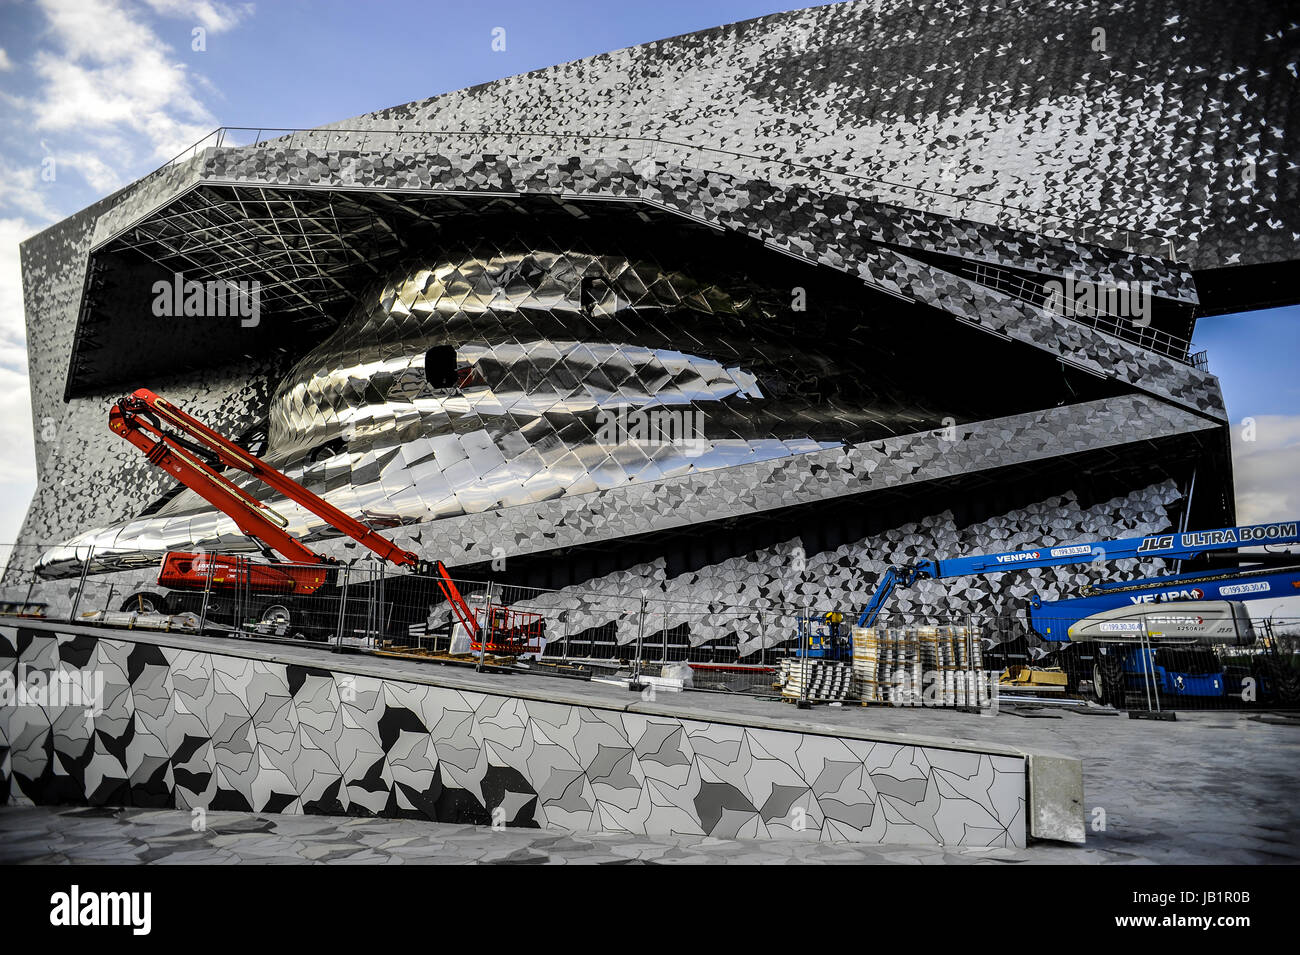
top-left (960, 259), bottom-right (1195, 363)
top-left (146, 124), bottom-right (1180, 261)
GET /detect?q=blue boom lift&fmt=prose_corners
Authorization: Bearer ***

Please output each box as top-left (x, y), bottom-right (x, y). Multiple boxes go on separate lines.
top-left (1031, 563), bottom-right (1300, 704)
top-left (841, 519), bottom-right (1300, 705)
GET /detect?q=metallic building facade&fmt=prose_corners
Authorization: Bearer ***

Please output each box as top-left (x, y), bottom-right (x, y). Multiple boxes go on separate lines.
top-left (9, 0), bottom-right (1295, 656)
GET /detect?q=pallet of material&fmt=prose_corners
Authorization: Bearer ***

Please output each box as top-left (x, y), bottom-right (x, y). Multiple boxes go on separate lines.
top-left (851, 626), bottom-right (991, 708)
top-left (781, 659), bottom-right (853, 701)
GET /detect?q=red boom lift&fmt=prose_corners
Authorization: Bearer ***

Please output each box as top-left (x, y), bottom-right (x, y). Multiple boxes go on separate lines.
top-left (108, 387), bottom-right (542, 654)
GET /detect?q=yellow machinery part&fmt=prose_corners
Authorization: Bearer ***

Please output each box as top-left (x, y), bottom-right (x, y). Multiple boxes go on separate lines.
top-left (999, 665), bottom-right (1068, 687)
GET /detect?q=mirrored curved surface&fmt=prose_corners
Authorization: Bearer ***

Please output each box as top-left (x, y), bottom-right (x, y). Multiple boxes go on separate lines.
top-left (37, 237), bottom-right (1095, 576)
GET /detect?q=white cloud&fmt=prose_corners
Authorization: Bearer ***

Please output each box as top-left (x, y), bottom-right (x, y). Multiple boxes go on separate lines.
top-left (0, 159), bottom-right (61, 222)
top-left (1231, 414), bottom-right (1300, 621)
top-left (142, 0), bottom-right (254, 34)
top-left (0, 150), bottom-right (121, 203)
top-left (0, 366), bottom-right (36, 483)
top-left (0, 48), bottom-right (14, 71)
top-left (0, 218), bottom-right (38, 559)
top-left (0, 217), bottom-right (41, 370)
top-left (25, 0), bottom-right (225, 163)
top-left (1231, 414), bottom-right (1300, 524)
top-left (56, 150), bottom-right (123, 192)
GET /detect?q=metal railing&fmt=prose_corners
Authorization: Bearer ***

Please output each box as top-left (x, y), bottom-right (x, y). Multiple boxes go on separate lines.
top-left (960, 260), bottom-right (1196, 364)
top-left (143, 124), bottom-right (1180, 261)
top-left (1048, 300), bottom-right (1192, 363)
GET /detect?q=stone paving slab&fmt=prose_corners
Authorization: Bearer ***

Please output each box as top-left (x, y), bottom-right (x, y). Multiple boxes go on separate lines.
top-left (1, 804), bottom-right (1116, 865)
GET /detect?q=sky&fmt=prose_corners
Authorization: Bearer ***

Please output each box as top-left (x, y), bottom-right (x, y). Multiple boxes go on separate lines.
top-left (0, 0), bottom-right (1296, 617)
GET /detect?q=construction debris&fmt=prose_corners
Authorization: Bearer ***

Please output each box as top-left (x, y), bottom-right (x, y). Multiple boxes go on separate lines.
top-left (79, 609), bottom-right (201, 632)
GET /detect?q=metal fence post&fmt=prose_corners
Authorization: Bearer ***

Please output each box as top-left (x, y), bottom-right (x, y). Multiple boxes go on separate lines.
top-left (197, 551), bottom-right (215, 632)
top-left (477, 580), bottom-right (496, 673)
top-left (333, 566), bottom-right (351, 650)
top-left (630, 596), bottom-right (647, 690)
top-left (68, 545), bottom-right (94, 622)
top-left (378, 559), bottom-right (387, 648)
top-left (374, 560), bottom-right (387, 648)
top-left (778, 600), bottom-right (786, 658)
top-left (366, 561), bottom-right (377, 645)
top-left (234, 555), bottom-right (247, 633)
top-left (561, 604), bottom-right (569, 664)
top-left (1140, 630), bottom-right (1160, 714)
top-left (800, 605), bottom-right (811, 708)
top-left (662, 600), bottom-right (668, 663)
top-left (966, 612), bottom-right (974, 708)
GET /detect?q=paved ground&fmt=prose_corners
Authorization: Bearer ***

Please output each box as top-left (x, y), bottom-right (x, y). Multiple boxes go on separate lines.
top-left (3, 704), bottom-right (1297, 864)
top-left (0, 804), bottom-right (1113, 864)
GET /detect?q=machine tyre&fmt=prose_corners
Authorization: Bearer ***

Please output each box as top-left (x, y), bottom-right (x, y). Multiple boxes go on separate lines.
top-left (1094, 650), bottom-right (1127, 709)
top-left (1057, 643), bottom-right (1083, 694)
top-left (120, 591), bottom-right (171, 614)
top-left (252, 601), bottom-right (318, 641)
top-left (257, 602), bottom-right (293, 627)
top-left (1259, 655), bottom-right (1300, 707)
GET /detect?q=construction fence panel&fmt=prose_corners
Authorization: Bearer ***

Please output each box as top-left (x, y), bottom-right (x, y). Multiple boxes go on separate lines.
top-left (27, 550), bottom-right (1300, 713)
top-left (62, 548), bottom-right (176, 626)
top-left (1085, 619), bottom-right (1300, 714)
top-left (183, 558), bottom-right (375, 645)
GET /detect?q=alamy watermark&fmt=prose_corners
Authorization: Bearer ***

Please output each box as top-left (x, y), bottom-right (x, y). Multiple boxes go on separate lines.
top-left (1, 664), bottom-right (104, 725)
top-left (152, 271), bottom-right (261, 327)
top-left (1043, 273), bottom-right (1152, 328)
top-left (50, 885), bottom-right (151, 935)
top-left (594, 404), bottom-right (707, 450)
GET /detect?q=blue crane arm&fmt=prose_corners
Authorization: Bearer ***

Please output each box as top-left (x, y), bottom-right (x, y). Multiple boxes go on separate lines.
top-left (856, 566), bottom-right (899, 627)
top-left (856, 519), bottom-right (1299, 627)
top-left (928, 520), bottom-right (1299, 578)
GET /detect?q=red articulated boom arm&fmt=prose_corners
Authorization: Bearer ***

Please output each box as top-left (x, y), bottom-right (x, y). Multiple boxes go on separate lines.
top-left (109, 387), bottom-right (481, 636)
top-left (112, 387), bottom-right (415, 566)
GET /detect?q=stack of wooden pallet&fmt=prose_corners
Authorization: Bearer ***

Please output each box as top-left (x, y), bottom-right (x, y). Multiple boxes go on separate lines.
top-left (851, 627), bottom-right (882, 702)
top-left (852, 625), bottom-right (989, 707)
top-left (880, 629), bottom-right (923, 705)
top-left (780, 659), bottom-right (853, 701)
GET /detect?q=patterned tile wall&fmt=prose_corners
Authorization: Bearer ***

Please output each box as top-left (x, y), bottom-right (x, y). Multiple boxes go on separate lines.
top-left (345, 0), bottom-right (1298, 269)
top-left (0, 628), bottom-right (1027, 846)
top-left (495, 480), bottom-right (1185, 655)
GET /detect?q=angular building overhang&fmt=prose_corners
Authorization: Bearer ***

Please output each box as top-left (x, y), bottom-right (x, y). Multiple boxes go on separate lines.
top-left (64, 141), bottom-right (1221, 420)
